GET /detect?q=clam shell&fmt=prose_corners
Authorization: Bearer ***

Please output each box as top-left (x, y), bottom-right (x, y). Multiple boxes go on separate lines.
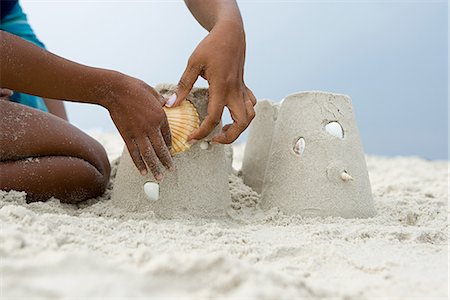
top-left (143, 181), bottom-right (159, 201)
top-left (325, 121), bottom-right (344, 139)
top-left (293, 137), bottom-right (305, 155)
top-left (163, 100), bottom-right (200, 155)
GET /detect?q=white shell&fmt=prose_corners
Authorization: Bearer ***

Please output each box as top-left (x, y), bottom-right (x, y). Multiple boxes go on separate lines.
top-left (325, 121), bottom-right (344, 139)
top-left (340, 172), bottom-right (353, 182)
top-left (199, 141), bottom-right (209, 150)
top-left (143, 182), bottom-right (159, 201)
top-left (293, 137), bottom-right (305, 155)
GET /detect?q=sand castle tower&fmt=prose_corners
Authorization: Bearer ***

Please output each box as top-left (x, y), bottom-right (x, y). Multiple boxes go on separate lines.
top-left (243, 91), bottom-right (375, 218)
top-left (111, 84), bottom-right (231, 218)
top-left (241, 100), bottom-right (279, 193)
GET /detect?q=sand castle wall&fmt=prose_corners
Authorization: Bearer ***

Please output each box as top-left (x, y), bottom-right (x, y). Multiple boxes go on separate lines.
top-left (241, 100), bottom-right (279, 193)
top-left (111, 84), bottom-right (231, 218)
top-left (246, 91), bottom-right (376, 218)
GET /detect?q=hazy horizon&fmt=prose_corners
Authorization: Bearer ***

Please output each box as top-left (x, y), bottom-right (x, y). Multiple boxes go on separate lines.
top-left (20, 0), bottom-right (448, 159)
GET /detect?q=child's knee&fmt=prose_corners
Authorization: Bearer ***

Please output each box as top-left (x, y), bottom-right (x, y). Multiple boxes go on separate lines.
top-left (50, 156), bottom-right (110, 204)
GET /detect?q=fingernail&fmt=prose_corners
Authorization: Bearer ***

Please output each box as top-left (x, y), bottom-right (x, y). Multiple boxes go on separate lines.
top-left (188, 139), bottom-right (198, 145)
top-left (165, 94), bottom-right (177, 107)
top-left (141, 169), bottom-right (148, 176)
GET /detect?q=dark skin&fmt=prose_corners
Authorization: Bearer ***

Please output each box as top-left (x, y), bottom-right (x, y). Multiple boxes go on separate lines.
top-left (43, 98), bottom-right (68, 120)
top-left (0, 0), bottom-right (254, 203)
top-left (171, 0), bottom-right (256, 144)
top-left (0, 31), bottom-right (172, 202)
top-left (0, 100), bottom-right (110, 203)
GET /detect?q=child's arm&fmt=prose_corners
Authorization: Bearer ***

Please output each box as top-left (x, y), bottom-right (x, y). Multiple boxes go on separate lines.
top-left (0, 31), bottom-right (172, 180)
top-left (168, 0), bottom-right (256, 144)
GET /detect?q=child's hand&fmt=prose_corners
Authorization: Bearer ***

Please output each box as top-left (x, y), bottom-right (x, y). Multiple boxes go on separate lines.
top-left (0, 32), bottom-right (172, 179)
top-left (106, 77), bottom-right (173, 180)
top-left (168, 20), bottom-right (256, 144)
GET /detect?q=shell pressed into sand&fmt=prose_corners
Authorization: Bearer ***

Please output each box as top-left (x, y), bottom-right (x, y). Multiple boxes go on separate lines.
top-left (163, 100), bottom-right (200, 155)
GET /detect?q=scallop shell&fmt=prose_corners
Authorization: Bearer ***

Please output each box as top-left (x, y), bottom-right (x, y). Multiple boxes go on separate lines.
top-left (163, 100), bottom-right (200, 155)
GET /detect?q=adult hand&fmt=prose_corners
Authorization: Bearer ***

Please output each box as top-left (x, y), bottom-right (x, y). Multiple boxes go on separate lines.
top-left (166, 20), bottom-right (256, 144)
top-left (106, 77), bottom-right (173, 180)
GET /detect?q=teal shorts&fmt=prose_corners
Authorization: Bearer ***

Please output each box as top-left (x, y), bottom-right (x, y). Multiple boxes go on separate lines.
top-left (0, 2), bottom-right (48, 112)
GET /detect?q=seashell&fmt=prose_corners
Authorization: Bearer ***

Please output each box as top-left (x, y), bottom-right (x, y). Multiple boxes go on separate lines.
top-left (293, 137), bottom-right (305, 155)
top-left (199, 141), bottom-right (209, 150)
top-left (340, 171), bottom-right (353, 182)
top-left (163, 100), bottom-right (200, 155)
top-left (325, 121), bottom-right (344, 139)
top-left (143, 181), bottom-right (159, 201)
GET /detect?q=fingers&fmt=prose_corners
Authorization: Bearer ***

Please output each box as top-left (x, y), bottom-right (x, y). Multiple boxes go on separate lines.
top-left (149, 130), bottom-right (173, 171)
top-left (160, 113), bottom-right (172, 149)
top-left (188, 93), bottom-right (224, 141)
top-left (246, 86), bottom-right (257, 105)
top-left (139, 137), bottom-right (163, 181)
top-left (126, 138), bottom-right (148, 176)
top-left (125, 132), bottom-right (172, 180)
top-left (244, 96), bottom-right (256, 121)
top-left (211, 116), bottom-right (246, 144)
top-left (166, 59), bottom-right (200, 107)
top-left (212, 90), bottom-right (255, 144)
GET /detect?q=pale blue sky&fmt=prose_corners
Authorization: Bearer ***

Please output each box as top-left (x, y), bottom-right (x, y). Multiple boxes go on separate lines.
top-left (22, 0), bottom-right (448, 159)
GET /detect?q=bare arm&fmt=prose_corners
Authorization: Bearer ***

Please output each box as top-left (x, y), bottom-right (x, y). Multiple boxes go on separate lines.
top-left (184, 0), bottom-right (243, 31)
top-left (0, 30), bottom-right (121, 106)
top-left (0, 31), bottom-right (173, 179)
top-left (168, 0), bottom-right (256, 144)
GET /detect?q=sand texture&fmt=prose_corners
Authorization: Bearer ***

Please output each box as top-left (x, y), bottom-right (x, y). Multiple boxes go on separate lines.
top-left (111, 84), bottom-right (230, 218)
top-left (0, 133), bottom-right (448, 299)
top-left (253, 92), bottom-right (375, 218)
top-left (242, 99), bottom-right (279, 193)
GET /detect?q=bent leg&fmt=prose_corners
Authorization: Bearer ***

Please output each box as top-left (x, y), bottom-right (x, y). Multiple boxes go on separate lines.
top-left (0, 101), bottom-right (110, 203)
top-left (43, 98), bottom-right (68, 120)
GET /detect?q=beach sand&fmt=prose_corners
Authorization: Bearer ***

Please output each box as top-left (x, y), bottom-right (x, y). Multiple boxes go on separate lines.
top-left (1, 133), bottom-right (448, 299)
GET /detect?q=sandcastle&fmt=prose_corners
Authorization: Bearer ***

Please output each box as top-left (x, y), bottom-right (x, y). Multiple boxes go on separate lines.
top-left (241, 100), bottom-right (279, 193)
top-left (242, 91), bottom-right (376, 218)
top-left (111, 84), bottom-right (231, 218)
top-left (113, 85), bottom-right (374, 219)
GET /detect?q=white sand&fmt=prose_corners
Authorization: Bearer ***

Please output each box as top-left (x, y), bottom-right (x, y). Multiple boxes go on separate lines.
top-left (1, 133), bottom-right (448, 299)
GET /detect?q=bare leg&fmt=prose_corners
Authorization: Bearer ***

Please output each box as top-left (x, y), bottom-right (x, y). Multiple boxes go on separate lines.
top-left (0, 101), bottom-right (110, 203)
top-left (43, 98), bottom-right (68, 121)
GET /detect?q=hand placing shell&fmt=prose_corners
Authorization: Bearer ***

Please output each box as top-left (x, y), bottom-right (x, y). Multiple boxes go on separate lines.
top-left (163, 100), bottom-right (200, 155)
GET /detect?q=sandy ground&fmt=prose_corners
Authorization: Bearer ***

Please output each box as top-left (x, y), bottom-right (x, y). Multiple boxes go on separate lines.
top-left (1, 133), bottom-right (448, 299)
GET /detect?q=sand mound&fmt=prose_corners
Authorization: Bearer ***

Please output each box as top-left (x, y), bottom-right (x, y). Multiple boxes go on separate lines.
top-left (0, 133), bottom-right (448, 299)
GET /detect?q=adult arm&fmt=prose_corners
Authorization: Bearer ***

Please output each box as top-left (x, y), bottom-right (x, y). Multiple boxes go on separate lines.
top-left (167, 0), bottom-right (256, 144)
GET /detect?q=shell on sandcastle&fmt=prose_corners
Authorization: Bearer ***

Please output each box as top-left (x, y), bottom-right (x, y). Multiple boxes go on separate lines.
top-left (163, 100), bottom-right (200, 155)
top-left (242, 92), bottom-right (376, 219)
top-left (112, 84), bottom-right (231, 219)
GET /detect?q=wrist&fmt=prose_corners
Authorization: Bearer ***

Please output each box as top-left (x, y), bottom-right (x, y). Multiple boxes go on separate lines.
top-left (212, 19), bottom-right (246, 47)
top-left (213, 19), bottom-right (244, 35)
top-left (94, 70), bottom-right (129, 109)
